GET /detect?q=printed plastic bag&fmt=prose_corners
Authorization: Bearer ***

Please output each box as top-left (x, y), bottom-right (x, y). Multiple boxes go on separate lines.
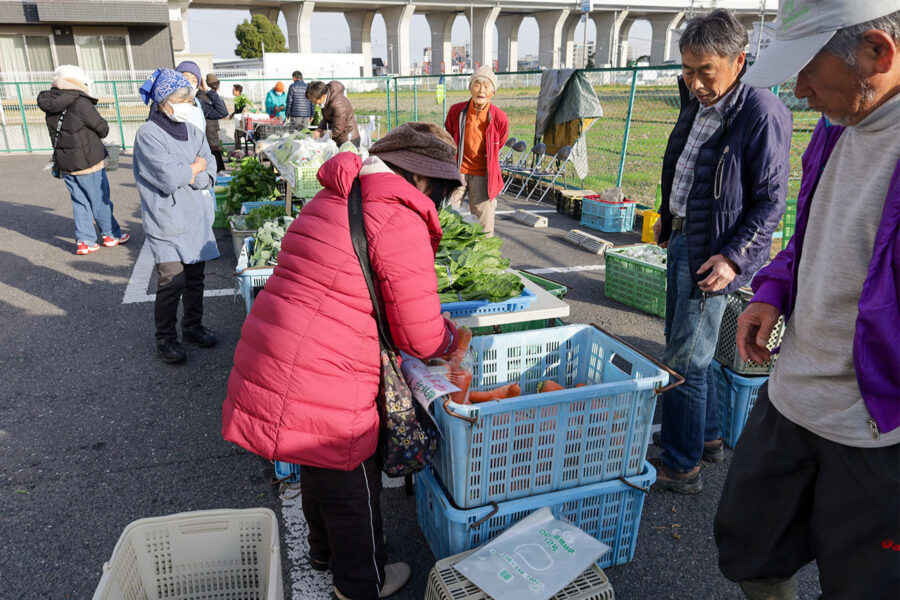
top-left (454, 507), bottom-right (609, 600)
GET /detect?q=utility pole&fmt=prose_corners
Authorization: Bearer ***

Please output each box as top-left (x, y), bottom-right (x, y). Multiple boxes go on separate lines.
top-left (755, 0), bottom-right (766, 59)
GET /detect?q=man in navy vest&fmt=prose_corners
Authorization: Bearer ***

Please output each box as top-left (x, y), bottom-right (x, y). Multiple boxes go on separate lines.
top-left (285, 70), bottom-right (313, 128)
top-left (651, 9), bottom-right (792, 494)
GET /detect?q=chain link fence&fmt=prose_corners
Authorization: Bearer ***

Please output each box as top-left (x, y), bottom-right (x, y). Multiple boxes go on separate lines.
top-left (1, 65), bottom-right (815, 233)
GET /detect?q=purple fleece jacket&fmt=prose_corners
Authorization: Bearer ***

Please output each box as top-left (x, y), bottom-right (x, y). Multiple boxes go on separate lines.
top-left (751, 117), bottom-right (900, 434)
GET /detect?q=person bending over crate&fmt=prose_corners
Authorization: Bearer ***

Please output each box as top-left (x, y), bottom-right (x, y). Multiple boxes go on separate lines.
top-left (650, 9), bottom-right (792, 493)
top-left (714, 2), bottom-right (900, 599)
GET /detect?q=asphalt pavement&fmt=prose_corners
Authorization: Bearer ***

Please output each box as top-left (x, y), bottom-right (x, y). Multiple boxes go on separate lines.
top-left (0, 154), bottom-right (820, 599)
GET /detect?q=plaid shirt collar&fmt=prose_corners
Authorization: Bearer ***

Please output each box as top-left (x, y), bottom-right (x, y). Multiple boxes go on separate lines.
top-left (696, 81), bottom-right (744, 121)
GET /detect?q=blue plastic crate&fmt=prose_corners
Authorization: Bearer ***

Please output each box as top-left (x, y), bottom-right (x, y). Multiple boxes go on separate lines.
top-left (440, 288), bottom-right (537, 318)
top-left (432, 324), bottom-right (668, 508)
top-left (216, 175), bottom-right (233, 186)
top-left (711, 360), bottom-right (768, 449)
top-left (273, 461), bottom-right (301, 484)
top-left (580, 196), bottom-right (637, 233)
top-left (415, 461), bottom-right (656, 568)
top-left (240, 199), bottom-right (285, 214)
top-left (235, 238), bottom-right (274, 314)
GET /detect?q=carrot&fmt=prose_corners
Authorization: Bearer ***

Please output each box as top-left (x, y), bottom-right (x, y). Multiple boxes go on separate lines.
top-left (469, 383), bottom-right (521, 404)
top-left (537, 380), bottom-right (565, 393)
top-left (447, 366), bottom-right (472, 405)
top-left (445, 327), bottom-right (473, 367)
top-left (575, 383), bottom-right (587, 387)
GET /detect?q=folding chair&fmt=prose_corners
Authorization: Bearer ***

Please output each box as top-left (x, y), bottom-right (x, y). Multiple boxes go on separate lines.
top-left (499, 137), bottom-right (518, 166)
top-left (500, 140), bottom-right (531, 194)
top-left (505, 143), bottom-right (548, 199)
top-left (526, 145), bottom-right (573, 205)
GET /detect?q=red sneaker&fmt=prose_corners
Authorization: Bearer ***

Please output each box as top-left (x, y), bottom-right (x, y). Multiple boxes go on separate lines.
top-left (102, 233), bottom-right (130, 247)
top-left (76, 241), bottom-right (100, 255)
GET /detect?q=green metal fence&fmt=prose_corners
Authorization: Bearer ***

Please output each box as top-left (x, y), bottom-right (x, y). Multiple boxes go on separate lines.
top-left (1, 65), bottom-right (816, 214)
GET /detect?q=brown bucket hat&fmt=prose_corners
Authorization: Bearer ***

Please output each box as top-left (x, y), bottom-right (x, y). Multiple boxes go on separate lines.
top-left (369, 122), bottom-right (464, 185)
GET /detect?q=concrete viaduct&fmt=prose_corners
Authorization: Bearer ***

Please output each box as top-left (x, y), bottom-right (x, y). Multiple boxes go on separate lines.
top-left (170, 0), bottom-right (778, 75)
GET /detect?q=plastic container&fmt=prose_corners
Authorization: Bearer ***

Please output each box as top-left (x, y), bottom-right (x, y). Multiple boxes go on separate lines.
top-left (711, 359), bottom-right (768, 449)
top-left (216, 174), bottom-right (234, 186)
top-left (580, 196), bottom-right (637, 233)
top-left (556, 194), bottom-right (583, 221)
top-left (440, 288), bottom-right (537, 318)
top-left (782, 199), bottom-right (798, 242)
top-left (715, 287), bottom-right (784, 375)
top-left (431, 324), bottom-right (669, 508)
top-left (520, 270), bottom-right (570, 299)
top-left (235, 238), bottom-right (274, 314)
top-left (641, 210), bottom-right (661, 243)
top-left (92, 508), bottom-right (283, 600)
top-left (295, 164), bottom-right (324, 198)
top-left (471, 317), bottom-right (566, 336)
top-left (415, 462), bottom-right (656, 569)
top-left (229, 215), bottom-right (258, 261)
top-left (213, 191), bottom-right (228, 228)
top-left (273, 460), bottom-right (301, 484)
top-left (604, 244), bottom-right (667, 318)
top-left (424, 548), bottom-right (614, 600)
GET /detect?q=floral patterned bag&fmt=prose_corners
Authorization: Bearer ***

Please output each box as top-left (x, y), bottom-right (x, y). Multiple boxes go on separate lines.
top-left (347, 179), bottom-right (439, 477)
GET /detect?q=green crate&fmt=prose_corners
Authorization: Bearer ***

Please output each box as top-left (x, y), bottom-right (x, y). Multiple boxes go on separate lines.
top-left (213, 193), bottom-right (228, 228)
top-left (471, 318), bottom-right (566, 336)
top-left (519, 270), bottom-right (570, 299)
top-left (782, 199), bottom-right (797, 242)
top-left (294, 164), bottom-right (324, 198)
top-left (604, 244), bottom-right (667, 318)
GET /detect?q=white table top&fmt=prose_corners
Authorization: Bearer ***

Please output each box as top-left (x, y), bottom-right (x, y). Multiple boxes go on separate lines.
top-left (454, 272), bottom-right (571, 328)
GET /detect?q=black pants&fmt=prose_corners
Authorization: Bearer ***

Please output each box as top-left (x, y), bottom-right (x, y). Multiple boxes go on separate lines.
top-left (155, 261), bottom-right (205, 341)
top-left (301, 451), bottom-right (386, 599)
top-left (210, 146), bottom-right (225, 173)
top-left (714, 384), bottom-right (900, 599)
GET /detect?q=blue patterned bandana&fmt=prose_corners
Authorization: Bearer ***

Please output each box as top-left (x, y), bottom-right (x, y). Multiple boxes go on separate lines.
top-left (139, 69), bottom-right (191, 105)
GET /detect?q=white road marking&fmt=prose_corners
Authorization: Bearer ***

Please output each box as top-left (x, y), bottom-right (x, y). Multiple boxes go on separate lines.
top-left (526, 264), bottom-right (605, 274)
top-left (496, 209), bottom-right (557, 215)
top-left (122, 240), bottom-right (234, 304)
top-left (282, 472), bottom-right (405, 599)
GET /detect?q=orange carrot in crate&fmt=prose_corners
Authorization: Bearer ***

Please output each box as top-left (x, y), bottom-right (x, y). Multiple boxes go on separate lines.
top-left (446, 366), bottom-right (472, 405)
top-left (444, 327), bottom-right (473, 367)
top-left (469, 383), bottom-right (521, 404)
top-left (537, 380), bottom-right (566, 393)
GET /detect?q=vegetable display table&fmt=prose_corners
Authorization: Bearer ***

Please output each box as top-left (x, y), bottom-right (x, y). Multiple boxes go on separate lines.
top-left (453, 272), bottom-right (570, 329)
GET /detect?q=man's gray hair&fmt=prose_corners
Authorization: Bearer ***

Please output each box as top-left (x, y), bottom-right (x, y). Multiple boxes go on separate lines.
top-left (158, 86), bottom-right (193, 108)
top-left (823, 10), bottom-right (900, 67)
top-left (679, 9), bottom-right (749, 60)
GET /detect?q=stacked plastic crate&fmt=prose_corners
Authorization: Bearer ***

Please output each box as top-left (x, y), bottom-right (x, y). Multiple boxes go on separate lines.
top-left (416, 324), bottom-right (672, 570)
top-left (712, 288), bottom-right (786, 447)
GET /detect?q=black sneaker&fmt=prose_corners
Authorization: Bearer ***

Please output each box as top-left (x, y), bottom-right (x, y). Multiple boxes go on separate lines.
top-left (182, 325), bottom-right (217, 348)
top-left (309, 556), bottom-right (329, 572)
top-left (156, 339), bottom-right (187, 364)
top-left (652, 431), bottom-right (726, 463)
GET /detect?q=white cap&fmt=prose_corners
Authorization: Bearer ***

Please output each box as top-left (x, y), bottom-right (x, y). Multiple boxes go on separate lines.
top-left (52, 64), bottom-right (93, 87)
top-left (744, 0), bottom-right (900, 88)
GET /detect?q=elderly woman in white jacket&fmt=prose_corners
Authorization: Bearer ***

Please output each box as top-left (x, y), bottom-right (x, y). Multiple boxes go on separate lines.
top-left (134, 69), bottom-right (219, 365)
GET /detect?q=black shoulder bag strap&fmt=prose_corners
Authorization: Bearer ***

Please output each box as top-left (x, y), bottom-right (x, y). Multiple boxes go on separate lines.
top-left (347, 177), bottom-right (395, 350)
top-left (51, 110), bottom-right (67, 159)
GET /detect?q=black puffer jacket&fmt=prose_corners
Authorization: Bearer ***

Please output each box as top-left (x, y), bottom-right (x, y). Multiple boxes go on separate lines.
top-left (36, 88), bottom-right (108, 173)
top-left (196, 88), bottom-right (228, 149)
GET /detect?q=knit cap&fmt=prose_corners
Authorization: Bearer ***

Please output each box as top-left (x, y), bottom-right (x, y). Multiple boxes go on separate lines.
top-left (469, 66), bottom-right (498, 91)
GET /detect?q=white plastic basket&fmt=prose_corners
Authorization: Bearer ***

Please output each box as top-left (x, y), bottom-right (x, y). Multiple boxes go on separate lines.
top-left (92, 508), bottom-right (283, 600)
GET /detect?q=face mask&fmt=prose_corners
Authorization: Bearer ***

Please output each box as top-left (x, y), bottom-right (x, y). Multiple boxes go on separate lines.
top-left (165, 102), bottom-right (193, 123)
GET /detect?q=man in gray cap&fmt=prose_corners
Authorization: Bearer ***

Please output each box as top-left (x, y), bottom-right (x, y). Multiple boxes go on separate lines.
top-left (714, 2), bottom-right (900, 598)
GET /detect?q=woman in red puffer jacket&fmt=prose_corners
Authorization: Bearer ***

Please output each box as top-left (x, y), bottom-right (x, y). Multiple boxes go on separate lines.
top-left (222, 122), bottom-right (463, 600)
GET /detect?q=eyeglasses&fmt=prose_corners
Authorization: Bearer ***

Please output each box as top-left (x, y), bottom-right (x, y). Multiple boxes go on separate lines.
top-left (470, 80), bottom-right (492, 91)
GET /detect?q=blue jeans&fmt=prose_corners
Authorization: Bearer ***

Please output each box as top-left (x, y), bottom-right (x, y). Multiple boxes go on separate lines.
top-left (62, 169), bottom-right (121, 244)
top-left (659, 231), bottom-right (727, 472)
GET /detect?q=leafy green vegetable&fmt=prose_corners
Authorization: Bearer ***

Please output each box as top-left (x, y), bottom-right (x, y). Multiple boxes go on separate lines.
top-left (249, 216), bottom-right (294, 267)
top-left (245, 203), bottom-right (300, 230)
top-left (435, 209), bottom-right (524, 303)
top-left (224, 157), bottom-right (279, 216)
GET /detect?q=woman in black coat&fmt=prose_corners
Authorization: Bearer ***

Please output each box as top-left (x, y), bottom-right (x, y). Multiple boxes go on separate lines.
top-left (37, 65), bottom-right (128, 255)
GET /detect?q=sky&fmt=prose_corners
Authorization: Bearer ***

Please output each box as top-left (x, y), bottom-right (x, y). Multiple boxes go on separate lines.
top-left (187, 9), bottom-right (653, 67)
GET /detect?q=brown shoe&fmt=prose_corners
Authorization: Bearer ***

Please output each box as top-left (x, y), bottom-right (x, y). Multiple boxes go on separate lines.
top-left (652, 431), bottom-right (726, 463)
top-left (649, 457), bottom-right (703, 494)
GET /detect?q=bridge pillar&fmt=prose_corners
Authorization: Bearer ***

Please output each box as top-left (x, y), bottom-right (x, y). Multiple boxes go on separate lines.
top-left (248, 6), bottom-right (280, 26)
top-left (168, 0), bottom-right (191, 53)
top-left (471, 6), bottom-right (500, 70)
top-left (591, 10), bottom-right (629, 68)
top-left (647, 11), bottom-right (684, 65)
top-left (281, 2), bottom-right (315, 54)
top-left (346, 11), bottom-right (375, 76)
top-left (559, 12), bottom-right (582, 68)
top-left (535, 9), bottom-right (569, 70)
top-left (425, 12), bottom-right (453, 75)
top-left (382, 4), bottom-right (416, 76)
top-left (496, 14), bottom-right (523, 72)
